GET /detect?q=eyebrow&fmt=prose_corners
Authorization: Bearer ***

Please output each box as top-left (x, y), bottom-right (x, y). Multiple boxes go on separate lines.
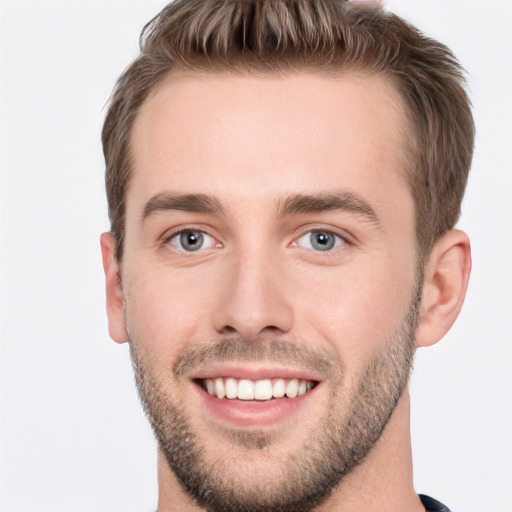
top-left (142, 190), bottom-right (381, 227)
top-left (278, 192), bottom-right (381, 226)
top-left (142, 192), bottom-right (227, 220)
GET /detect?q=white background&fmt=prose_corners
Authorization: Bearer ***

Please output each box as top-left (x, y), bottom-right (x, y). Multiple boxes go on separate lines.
top-left (0, 1), bottom-right (511, 511)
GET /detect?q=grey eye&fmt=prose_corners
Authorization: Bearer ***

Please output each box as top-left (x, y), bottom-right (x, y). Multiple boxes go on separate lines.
top-left (297, 230), bottom-right (344, 251)
top-left (169, 230), bottom-right (215, 252)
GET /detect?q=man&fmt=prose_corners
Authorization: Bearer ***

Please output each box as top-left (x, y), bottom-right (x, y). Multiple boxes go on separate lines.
top-left (100, 1), bottom-right (474, 511)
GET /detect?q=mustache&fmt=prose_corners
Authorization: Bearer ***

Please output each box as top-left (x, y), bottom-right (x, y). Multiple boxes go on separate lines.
top-left (173, 337), bottom-right (339, 379)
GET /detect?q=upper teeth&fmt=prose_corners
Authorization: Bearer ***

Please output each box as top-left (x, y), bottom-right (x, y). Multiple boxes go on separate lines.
top-left (203, 378), bottom-right (314, 400)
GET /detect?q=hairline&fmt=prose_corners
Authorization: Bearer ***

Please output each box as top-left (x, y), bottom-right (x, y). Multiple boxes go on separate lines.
top-left (120, 64), bottom-right (420, 260)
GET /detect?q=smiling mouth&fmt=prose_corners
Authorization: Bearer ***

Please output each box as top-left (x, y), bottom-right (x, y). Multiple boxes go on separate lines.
top-left (198, 377), bottom-right (317, 400)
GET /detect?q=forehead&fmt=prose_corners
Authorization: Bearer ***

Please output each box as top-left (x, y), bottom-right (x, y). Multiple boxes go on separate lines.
top-left (127, 71), bottom-right (412, 222)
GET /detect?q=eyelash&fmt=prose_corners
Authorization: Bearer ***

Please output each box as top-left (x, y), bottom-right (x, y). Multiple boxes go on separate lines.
top-left (292, 230), bottom-right (347, 252)
top-left (161, 227), bottom-right (350, 254)
top-left (162, 228), bottom-right (221, 253)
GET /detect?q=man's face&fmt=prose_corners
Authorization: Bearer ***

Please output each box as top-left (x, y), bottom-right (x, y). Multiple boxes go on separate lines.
top-left (118, 72), bottom-right (420, 511)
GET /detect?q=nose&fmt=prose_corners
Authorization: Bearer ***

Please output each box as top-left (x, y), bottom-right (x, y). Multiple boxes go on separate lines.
top-left (212, 248), bottom-right (294, 340)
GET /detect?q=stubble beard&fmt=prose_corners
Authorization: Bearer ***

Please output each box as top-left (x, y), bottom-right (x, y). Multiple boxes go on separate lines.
top-left (128, 287), bottom-right (421, 512)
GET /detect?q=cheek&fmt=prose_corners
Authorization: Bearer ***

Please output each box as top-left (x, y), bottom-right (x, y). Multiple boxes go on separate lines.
top-left (290, 255), bottom-right (417, 365)
top-left (123, 263), bottom-right (218, 366)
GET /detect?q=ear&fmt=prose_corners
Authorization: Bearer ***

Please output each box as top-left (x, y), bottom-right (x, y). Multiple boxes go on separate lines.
top-left (416, 229), bottom-right (471, 347)
top-left (100, 232), bottom-right (128, 344)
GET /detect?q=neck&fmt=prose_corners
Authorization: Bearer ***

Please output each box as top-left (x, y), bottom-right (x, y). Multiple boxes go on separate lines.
top-left (157, 390), bottom-right (424, 512)
top-left (318, 390), bottom-right (424, 511)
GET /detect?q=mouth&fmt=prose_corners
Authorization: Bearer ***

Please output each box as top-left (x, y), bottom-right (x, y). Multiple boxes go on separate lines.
top-left (189, 365), bottom-right (323, 427)
top-left (191, 372), bottom-right (321, 427)
top-left (198, 377), bottom-right (317, 401)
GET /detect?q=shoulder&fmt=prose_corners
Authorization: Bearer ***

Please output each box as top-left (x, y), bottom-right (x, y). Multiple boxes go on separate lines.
top-left (419, 494), bottom-right (452, 512)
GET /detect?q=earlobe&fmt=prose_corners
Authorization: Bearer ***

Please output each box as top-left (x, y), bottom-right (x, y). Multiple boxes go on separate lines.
top-left (415, 229), bottom-right (472, 348)
top-left (100, 232), bottom-right (129, 344)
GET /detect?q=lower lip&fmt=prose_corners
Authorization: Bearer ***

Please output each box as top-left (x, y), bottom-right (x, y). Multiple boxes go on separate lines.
top-left (196, 383), bottom-right (318, 427)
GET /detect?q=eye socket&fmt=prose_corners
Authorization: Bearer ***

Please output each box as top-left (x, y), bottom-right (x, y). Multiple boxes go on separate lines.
top-left (167, 230), bottom-right (218, 252)
top-left (295, 230), bottom-right (345, 252)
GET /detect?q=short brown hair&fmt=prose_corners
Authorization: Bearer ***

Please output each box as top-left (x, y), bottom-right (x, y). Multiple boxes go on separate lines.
top-left (102, 0), bottom-right (474, 261)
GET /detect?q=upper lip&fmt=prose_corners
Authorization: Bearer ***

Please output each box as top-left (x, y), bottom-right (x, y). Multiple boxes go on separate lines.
top-left (188, 363), bottom-right (324, 382)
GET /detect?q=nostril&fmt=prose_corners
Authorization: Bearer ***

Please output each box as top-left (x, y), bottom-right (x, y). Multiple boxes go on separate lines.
top-left (219, 325), bottom-right (237, 335)
top-left (218, 325), bottom-right (284, 338)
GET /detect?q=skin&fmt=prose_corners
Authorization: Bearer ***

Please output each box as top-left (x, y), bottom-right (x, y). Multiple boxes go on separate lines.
top-left (101, 72), bottom-right (471, 511)
top-left (348, 0), bottom-right (383, 12)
